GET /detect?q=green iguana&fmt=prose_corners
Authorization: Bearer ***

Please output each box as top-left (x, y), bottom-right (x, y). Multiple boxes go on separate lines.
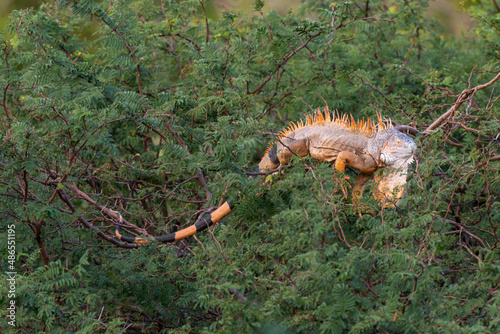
top-left (116, 108), bottom-right (417, 244)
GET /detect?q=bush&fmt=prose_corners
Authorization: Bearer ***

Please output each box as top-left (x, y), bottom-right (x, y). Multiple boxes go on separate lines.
top-left (0, 0), bottom-right (498, 332)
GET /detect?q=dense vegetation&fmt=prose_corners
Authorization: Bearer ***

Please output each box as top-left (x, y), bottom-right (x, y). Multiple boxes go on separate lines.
top-left (1, 0), bottom-right (499, 332)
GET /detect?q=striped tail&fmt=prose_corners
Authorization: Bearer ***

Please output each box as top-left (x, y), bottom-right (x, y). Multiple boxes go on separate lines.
top-left (115, 146), bottom-right (276, 244)
top-left (115, 200), bottom-right (234, 244)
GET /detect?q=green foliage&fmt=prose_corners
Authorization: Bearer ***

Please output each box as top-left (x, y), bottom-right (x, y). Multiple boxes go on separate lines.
top-left (0, 0), bottom-right (499, 332)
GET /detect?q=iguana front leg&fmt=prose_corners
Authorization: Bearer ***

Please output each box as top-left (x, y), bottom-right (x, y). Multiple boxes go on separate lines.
top-left (334, 151), bottom-right (378, 202)
top-left (352, 172), bottom-right (374, 200)
top-left (334, 151), bottom-right (378, 174)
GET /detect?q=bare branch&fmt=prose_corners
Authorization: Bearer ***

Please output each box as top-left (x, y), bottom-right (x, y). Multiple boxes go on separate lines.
top-left (423, 72), bottom-right (500, 135)
top-left (66, 183), bottom-right (149, 237)
top-left (199, 0), bottom-right (210, 43)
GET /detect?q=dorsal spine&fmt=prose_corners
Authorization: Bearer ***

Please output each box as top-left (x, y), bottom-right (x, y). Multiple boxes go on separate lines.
top-left (279, 107), bottom-right (390, 139)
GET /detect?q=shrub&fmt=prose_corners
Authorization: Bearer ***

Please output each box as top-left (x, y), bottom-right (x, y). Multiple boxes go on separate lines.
top-left (0, 0), bottom-right (498, 332)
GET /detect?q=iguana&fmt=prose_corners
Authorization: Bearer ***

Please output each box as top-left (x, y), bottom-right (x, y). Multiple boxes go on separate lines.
top-left (115, 108), bottom-right (417, 244)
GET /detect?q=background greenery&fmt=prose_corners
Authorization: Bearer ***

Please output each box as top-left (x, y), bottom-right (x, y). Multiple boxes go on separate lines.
top-left (1, 0), bottom-right (499, 332)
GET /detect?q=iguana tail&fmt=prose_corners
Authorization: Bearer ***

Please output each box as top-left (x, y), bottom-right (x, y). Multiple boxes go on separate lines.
top-left (116, 146), bottom-right (281, 244)
top-left (115, 200), bottom-right (234, 244)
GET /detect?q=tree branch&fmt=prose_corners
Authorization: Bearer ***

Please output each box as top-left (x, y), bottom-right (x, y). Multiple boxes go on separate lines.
top-left (199, 0), bottom-right (210, 43)
top-left (423, 72), bottom-right (500, 135)
top-left (57, 188), bottom-right (139, 248)
top-left (247, 32), bottom-right (322, 95)
top-left (66, 183), bottom-right (149, 237)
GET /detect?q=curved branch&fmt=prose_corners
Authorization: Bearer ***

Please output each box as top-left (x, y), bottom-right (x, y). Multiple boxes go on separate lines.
top-left (66, 183), bottom-right (149, 236)
top-left (423, 72), bottom-right (500, 135)
top-left (394, 125), bottom-right (419, 136)
top-left (58, 187), bottom-right (139, 248)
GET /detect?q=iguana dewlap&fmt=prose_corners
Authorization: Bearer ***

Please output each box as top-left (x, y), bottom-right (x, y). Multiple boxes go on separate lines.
top-left (116, 108), bottom-right (417, 244)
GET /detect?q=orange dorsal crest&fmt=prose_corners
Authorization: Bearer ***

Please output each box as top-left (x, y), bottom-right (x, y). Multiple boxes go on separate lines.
top-left (279, 107), bottom-right (389, 138)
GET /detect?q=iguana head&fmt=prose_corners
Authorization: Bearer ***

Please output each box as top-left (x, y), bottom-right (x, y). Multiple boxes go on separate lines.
top-left (379, 131), bottom-right (417, 168)
top-left (373, 130), bottom-right (417, 206)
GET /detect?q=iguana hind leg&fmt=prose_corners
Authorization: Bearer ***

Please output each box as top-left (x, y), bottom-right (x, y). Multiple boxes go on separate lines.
top-left (277, 138), bottom-right (310, 166)
top-left (258, 146), bottom-right (280, 171)
top-left (258, 138), bottom-right (309, 172)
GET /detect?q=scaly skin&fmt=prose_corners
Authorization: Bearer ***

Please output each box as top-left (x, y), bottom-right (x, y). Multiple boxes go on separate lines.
top-left (259, 108), bottom-right (416, 203)
top-left (116, 108), bottom-right (417, 244)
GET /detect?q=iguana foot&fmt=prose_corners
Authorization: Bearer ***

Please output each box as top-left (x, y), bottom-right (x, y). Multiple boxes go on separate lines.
top-left (333, 173), bottom-right (351, 200)
top-left (353, 201), bottom-right (376, 217)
